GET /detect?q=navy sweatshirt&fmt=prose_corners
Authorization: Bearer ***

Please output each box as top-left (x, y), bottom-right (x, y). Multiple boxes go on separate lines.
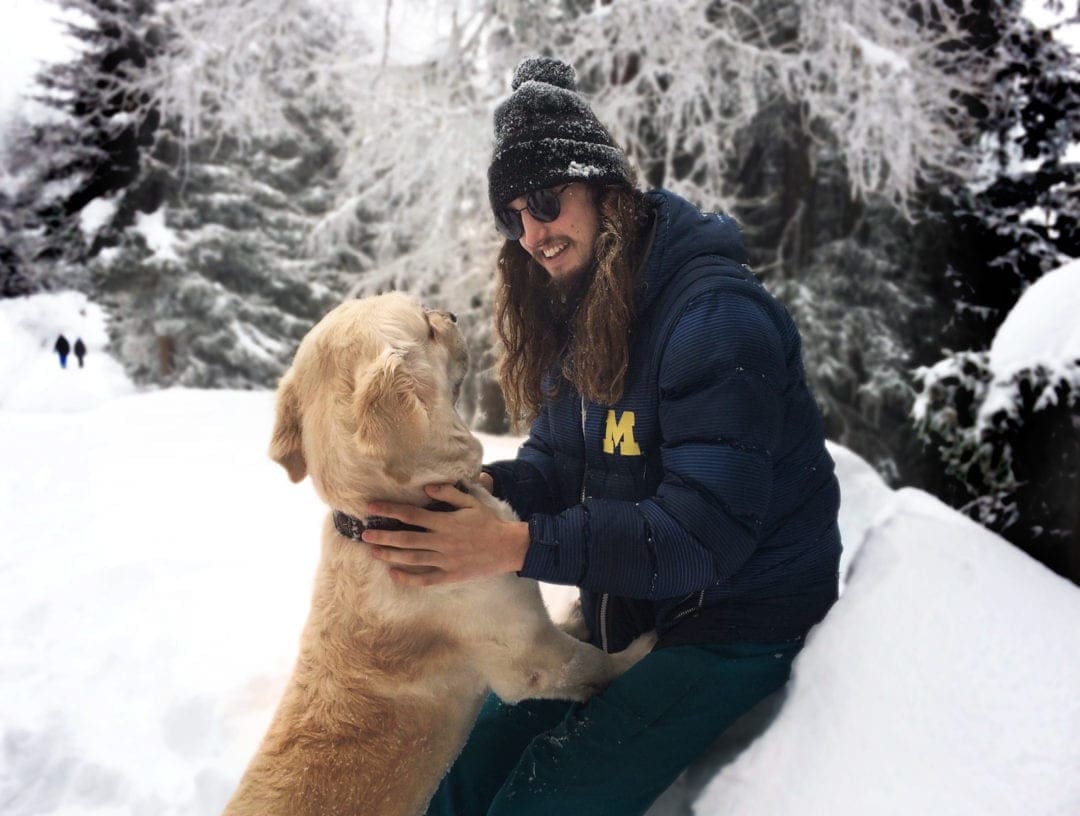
top-left (485, 189), bottom-right (841, 651)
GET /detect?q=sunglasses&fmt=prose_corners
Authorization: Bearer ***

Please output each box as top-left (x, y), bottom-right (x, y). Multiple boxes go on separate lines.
top-left (495, 184), bottom-right (572, 240)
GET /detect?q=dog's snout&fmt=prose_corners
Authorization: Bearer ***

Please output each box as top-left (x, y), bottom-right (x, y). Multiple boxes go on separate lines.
top-left (448, 312), bottom-right (457, 323)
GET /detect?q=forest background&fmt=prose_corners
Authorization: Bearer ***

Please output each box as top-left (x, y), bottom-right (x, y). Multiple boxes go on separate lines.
top-left (1, 0), bottom-right (1078, 583)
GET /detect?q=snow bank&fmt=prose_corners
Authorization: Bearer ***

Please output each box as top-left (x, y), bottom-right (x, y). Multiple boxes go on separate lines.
top-left (694, 483), bottom-right (1080, 815)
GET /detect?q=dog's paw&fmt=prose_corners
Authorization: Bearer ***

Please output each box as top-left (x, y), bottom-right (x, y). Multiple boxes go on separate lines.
top-left (610, 630), bottom-right (657, 674)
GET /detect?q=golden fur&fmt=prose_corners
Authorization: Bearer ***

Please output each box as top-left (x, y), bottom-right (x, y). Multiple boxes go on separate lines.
top-left (222, 292), bottom-right (652, 816)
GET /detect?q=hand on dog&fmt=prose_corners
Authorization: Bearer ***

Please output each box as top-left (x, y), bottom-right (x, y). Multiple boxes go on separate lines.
top-left (362, 483), bottom-right (529, 587)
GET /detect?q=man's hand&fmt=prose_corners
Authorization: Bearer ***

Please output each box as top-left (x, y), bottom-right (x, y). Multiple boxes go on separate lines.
top-left (361, 483), bottom-right (528, 588)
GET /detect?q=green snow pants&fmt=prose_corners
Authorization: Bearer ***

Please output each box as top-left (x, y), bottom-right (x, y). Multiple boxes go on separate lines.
top-left (426, 639), bottom-right (803, 816)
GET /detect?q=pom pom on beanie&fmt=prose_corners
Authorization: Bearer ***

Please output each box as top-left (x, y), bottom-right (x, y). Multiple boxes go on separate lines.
top-left (511, 57), bottom-right (577, 91)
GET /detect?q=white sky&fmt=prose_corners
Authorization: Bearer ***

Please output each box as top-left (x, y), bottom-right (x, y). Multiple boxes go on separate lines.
top-left (0, 0), bottom-right (79, 121)
top-left (0, 0), bottom-right (1074, 144)
top-left (0, 1), bottom-right (1075, 114)
top-left (0, 0), bottom-right (451, 122)
top-left (1024, 0), bottom-right (1080, 47)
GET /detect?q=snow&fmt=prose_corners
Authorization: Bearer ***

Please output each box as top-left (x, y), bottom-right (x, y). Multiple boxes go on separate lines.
top-left (989, 259), bottom-right (1080, 376)
top-left (694, 483), bottom-right (1080, 815)
top-left (1, 292), bottom-right (1078, 815)
top-left (78, 196), bottom-right (119, 239)
top-left (841, 22), bottom-right (910, 74)
top-left (133, 207), bottom-right (179, 262)
top-left (567, 160), bottom-right (604, 177)
top-left (981, 259), bottom-right (1080, 420)
top-left (0, 291), bottom-right (133, 412)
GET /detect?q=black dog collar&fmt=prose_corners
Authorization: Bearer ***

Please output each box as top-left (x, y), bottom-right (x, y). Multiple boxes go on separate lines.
top-left (333, 484), bottom-right (469, 542)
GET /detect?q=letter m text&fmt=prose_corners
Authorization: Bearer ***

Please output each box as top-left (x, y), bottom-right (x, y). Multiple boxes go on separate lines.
top-left (603, 410), bottom-right (641, 455)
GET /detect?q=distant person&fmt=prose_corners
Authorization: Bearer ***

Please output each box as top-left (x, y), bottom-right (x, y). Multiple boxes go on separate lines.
top-left (54, 334), bottom-right (70, 369)
top-left (74, 338), bottom-right (87, 368)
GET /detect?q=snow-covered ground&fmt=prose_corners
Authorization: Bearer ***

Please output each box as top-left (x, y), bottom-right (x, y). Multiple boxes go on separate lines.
top-left (1, 293), bottom-right (1078, 816)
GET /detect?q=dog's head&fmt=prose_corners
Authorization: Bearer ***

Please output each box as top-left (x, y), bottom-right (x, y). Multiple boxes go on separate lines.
top-left (269, 292), bottom-right (482, 508)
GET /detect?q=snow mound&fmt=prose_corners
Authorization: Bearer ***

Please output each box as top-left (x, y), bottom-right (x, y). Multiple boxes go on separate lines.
top-left (989, 258), bottom-right (1080, 376)
top-left (0, 291), bottom-right (135, 411)
top-left (978, 259), bottom-right (1080, 424)
top-left (694, 481), bottom-right (1080, 815)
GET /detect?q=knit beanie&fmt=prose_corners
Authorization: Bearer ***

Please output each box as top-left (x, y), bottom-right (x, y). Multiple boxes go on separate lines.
top-left (488, 57), bottom-right (633, 218)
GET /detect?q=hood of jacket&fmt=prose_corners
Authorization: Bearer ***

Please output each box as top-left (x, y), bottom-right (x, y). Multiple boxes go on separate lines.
top-left (637, 189), bottom-right (748, 316)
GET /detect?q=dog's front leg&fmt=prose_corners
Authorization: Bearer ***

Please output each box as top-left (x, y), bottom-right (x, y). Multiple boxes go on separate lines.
top-left (556, 599), bottom-right (591, 642)
top-left (478, 627), bottom-right (656, 704)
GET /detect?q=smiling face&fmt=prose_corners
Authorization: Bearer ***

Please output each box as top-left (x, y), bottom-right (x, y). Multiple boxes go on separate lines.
top-left (511, 182), bottom-right (600, 283)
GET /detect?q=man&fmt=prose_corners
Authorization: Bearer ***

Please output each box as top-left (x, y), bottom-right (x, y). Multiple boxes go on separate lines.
top-left (361, 57), bottom-right (842, 814)
top-left (54, 334), bottom-right (70, 369)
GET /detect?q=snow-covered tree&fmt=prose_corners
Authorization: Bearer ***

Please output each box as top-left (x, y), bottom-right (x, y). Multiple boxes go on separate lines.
top-left (1, 116), bottom-right (35, 297)
top-left (914, 260), bottom-right (1080, 582)
top-left (914, 1), bottom-right (1080, 577)
top-left (91, 0), bottom-right (362, 387)
top-left (942, 1), bottom-right (1080, 352)
top-left (15, 0), bottom-right (165, 291)
top-left (145, 0), bottom-right (982, 435)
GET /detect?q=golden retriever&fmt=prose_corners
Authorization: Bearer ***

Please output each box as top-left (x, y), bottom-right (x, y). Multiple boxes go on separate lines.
top-left (222, 292), bottom-right (652, 816)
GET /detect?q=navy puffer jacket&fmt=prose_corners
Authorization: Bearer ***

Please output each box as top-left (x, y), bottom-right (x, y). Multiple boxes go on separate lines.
top-left (485, 189), bottom-right (841, 651)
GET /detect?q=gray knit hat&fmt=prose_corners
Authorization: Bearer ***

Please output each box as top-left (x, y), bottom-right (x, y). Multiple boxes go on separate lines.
top-left (488, 57), bottom-right (633, 219)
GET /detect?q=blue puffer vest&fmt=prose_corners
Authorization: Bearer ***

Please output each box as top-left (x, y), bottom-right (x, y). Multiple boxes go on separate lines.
top-left (485, 189), bottom-right (841, 651)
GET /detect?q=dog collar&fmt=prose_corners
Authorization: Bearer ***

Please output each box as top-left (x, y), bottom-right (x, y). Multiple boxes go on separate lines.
top-left (333, 484), bottom-right (469, 542)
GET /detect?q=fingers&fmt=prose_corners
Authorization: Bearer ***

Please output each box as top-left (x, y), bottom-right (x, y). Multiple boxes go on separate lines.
top-left (423, 482), bottom-right (475, 507)
top-left (361, 528), bottom-right (430, 550)
top-left (366, 501), bottom-right (436, 529)
top-left (370, 544), bottom-right (444, 568)
top-left (367, 483), bottom-right (473, 525)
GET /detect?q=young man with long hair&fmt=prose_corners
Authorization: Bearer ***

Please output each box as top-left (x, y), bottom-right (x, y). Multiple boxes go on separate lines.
top-left (361, 57), bottom-right (842, 815)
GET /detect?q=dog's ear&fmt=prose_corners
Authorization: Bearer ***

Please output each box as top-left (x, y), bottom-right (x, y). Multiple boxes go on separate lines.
top-left (353, 347), bottom-right (431, 483)
top-left (269, 370), bottom-right (307, 483)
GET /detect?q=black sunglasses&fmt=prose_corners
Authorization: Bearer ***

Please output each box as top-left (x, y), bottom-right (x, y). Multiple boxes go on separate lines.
top-left (495, 184), bottom-right (572, 240)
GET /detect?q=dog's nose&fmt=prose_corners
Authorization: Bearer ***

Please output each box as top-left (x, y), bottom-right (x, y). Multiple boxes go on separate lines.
top-left (448, 312), bottom-right (457, 323)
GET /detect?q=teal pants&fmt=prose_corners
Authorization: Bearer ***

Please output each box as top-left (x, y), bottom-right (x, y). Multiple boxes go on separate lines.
top-left (426, 640), bottom-right (802, 816)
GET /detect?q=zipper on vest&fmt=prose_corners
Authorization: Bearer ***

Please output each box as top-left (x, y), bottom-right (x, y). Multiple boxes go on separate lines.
top-left (581, 395), bottom-right (610, 651)
top-left (599, 592), bottom-right (610, 652)
top-left (579, 395), bottom-right (587, 504)
top-left (668, 589), bottom-right (706, 624)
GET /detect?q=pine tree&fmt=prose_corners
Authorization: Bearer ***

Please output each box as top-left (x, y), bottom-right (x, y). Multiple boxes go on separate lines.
top-left (17, 0), bottom-right (165, 291)
top-left (944, 3), bottom-right (1080, 352)
top-left (91, 0), bottom-right (360, 387)
top-left (1, 123), bottom-right (34, 297)
top-left (914, 1), bottom-right (1080, 581)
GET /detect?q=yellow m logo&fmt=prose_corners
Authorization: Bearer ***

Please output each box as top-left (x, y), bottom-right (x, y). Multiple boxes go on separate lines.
top-left (603, 410), bottom-right (641, 455)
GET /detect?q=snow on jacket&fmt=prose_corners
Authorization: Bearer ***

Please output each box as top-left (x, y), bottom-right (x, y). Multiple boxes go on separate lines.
top-left (484, 189), bottom-right (841, 651)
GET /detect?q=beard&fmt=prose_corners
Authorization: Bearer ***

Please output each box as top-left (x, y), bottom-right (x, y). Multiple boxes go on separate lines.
top-left (541, 257), bottom-right (597, 346)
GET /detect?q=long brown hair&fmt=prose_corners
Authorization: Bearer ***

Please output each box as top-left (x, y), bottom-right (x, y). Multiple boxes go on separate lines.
top-left (494, 183), bottom-right (653, 427)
